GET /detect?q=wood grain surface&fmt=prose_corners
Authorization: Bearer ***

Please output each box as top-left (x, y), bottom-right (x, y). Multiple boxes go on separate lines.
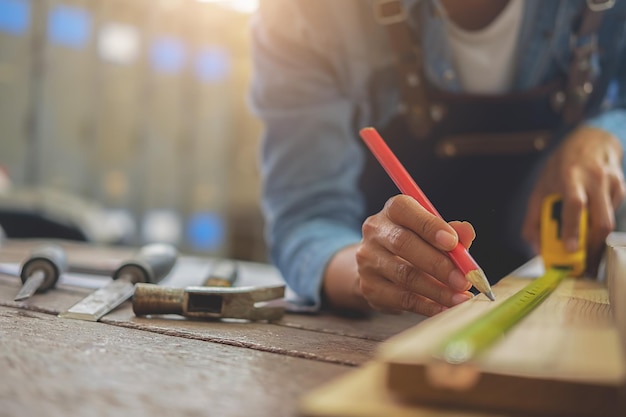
top-left (379, 276), bottom-right (625, 416)
top-left (0, 306), bottom-right (347, 417)
top-left (300, 361), bottom-right (501, 417)
top-left (0, 239), bottom-right (434, 417)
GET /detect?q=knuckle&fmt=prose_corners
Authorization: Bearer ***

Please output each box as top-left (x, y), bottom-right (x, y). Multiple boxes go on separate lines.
top-left (384, 196), bottom-right (402, 217)
top-left (564, 195), bottom-right (585, 213)
top-left (597, 218), bottom-right (614, 237)
top-left (430, 253), bottom-right (453, 279)
top-left (384, 195), bottom-right (413, 222)
top-left (589, 164), bottom-right (609, 182)
top-left (394, 262), bottom-right (413, 288)
top-left (359, 278), bottom-right (376, 299)
top-left (361, 215), bottom-right (378, 236)
top-left (433, 286), bottom-right (448, 306)
top-left (418, 215), bottom-right (438, 239)
top-left (355, 244), bottom-right (368, 266)
top-left (399, 291), bottom-right (419, 312)
top-left (387, 227), bottom-right (412, 254)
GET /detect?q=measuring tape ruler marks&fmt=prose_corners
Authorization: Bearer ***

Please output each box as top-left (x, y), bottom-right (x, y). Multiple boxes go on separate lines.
top-left (435, 194), bottom-right (588, 366)
top-left (437, 267), bottom-right (570, 365)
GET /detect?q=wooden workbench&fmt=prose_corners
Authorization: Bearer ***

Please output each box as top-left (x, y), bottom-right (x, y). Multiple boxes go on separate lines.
top-left (0, 239), bottom-right (427, 417)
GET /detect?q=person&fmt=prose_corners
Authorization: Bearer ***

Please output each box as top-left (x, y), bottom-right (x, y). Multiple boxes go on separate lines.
top-left (250, 0), bottom-right (626, 316)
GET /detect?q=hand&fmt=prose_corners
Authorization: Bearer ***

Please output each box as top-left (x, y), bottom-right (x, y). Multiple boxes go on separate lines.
top-left (522, 126), bottom-right (626, 275)
top-left (354, 195), bottom-right (475, 316)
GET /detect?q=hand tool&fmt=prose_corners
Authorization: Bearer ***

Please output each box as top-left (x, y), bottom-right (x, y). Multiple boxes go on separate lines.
top-left (435, 193), bottom-right (588, 366)
top-left (14, 244), bottom-right (68, 301)
top-left (132, 283), bottom-right (285, 321)
top-left (59, 243), bottom-right (178, 321)
top-left (202, 259), bottom-right (239, 287)
top-left (359, 127), bottom-right (495, 301)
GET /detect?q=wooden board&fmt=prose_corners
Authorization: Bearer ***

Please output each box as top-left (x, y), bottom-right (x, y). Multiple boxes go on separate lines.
top-left (379, 276), bottom-right (625, 416)
top-left (301, 271), bottom-right (626, 417)
top-left (301, 361), bottom-right (500, 417)
top-left (0, 306), bottom-right (347, 417)
top-left (0, 239), bottom-right (427, 367)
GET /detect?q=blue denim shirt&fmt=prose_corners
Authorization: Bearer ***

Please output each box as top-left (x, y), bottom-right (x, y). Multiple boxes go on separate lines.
top-left (250, 0), bottom-right (626, 307)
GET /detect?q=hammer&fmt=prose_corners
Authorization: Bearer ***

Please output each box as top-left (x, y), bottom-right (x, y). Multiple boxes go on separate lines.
top-left (132, 284), bottom-right (285, 321)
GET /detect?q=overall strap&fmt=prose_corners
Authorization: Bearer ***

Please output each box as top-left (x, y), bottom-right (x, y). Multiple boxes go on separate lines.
top-left (374, 0), bottom-right (433, 138)
top-left (561, 0), bottom-right (614, 125)
top-left (375, 0), bottom-right (614, 132)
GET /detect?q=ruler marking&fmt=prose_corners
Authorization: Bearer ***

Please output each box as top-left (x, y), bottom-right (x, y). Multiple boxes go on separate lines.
top-left (438, 268), bottom-right (570, 364)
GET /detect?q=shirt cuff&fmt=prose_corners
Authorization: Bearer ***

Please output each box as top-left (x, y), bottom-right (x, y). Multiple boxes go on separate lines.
top-left (584, 109), bottom-right (626, 146)
top-left (276, 220), bottom-right (361, 310)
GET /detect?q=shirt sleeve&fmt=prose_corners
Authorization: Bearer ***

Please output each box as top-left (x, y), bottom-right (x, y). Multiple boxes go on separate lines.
top-left (584, 26), bottom-right (626, 168)
top-left (249, 1), bottom-right (366, 308)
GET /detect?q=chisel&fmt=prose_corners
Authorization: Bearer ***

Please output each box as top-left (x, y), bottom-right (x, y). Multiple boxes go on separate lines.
top-left (14, 244), bottom-right (68, 301)
top-left (59, 243), bottom-right (178, 321)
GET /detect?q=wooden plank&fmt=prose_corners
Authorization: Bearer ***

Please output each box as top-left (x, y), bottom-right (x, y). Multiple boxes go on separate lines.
top-left (606, 235), bottom-right (626, 359)
top-left (379, 276), bottom-right (625, 416)
top-left (0, 278), bottom-right (378, 366)
top-left (0, 238), bottom-right (427, 342)
top-left (0, 306), bottom-right (347, 417)
top-left (279, 311), bottom-right (427, 342)
top-left (300, 361), bottom-right (500, 417)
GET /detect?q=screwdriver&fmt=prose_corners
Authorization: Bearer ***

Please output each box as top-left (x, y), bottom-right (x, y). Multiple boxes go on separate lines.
top-left (59, 243), bottom-right (178, 321)
top-left (14, 245), bottom-right (68, 301)
top-left (202, 259), bottom-right (239, 287)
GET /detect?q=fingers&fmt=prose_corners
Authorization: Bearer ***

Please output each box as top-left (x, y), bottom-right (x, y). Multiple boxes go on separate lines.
top-left (450, 221), bottom-right (475, 249)
top-left (357, 195), bottom-right (476, 315)
top-left (585, 182), bottom-right (615, 276)
top-left (360, 273), bottom-right (450, 317)
top-left (384, 195), bottom-right (459, 251)
top-left (560, 188), bottom-right (587, 253)
top-left (359, 249), bottom-right (473, 308)
top-left (377, 196), bottom-right (471, 291)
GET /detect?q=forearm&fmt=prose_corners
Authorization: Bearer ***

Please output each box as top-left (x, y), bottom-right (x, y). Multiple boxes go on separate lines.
top-left (322, 244), bottom-right (371, 312)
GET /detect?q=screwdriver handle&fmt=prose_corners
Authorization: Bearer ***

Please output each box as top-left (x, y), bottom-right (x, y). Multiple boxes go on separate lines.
top-left (203, 260), bottom-right (239, 287)
top-left (20, 245), bottom-right (68, 292)
top-left (112, 243), bottom-right (178, 284)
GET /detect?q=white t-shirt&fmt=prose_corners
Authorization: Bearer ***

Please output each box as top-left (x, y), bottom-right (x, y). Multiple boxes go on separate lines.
top-left (443, 0), bottom-right (524, 94)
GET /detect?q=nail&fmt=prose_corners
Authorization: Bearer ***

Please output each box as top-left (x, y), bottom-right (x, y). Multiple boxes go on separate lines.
top-left (451, 293), bottom-right (472, 305)
top-left (435, 230), bottom-right (457, 250)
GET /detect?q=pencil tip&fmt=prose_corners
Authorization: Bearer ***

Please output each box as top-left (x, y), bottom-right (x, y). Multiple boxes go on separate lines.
top-left (465, 269), bottom-right (495, 301)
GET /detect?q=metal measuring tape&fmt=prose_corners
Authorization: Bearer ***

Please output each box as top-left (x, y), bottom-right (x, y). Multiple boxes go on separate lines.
top-left (438, 194), bottom-right (588, 364)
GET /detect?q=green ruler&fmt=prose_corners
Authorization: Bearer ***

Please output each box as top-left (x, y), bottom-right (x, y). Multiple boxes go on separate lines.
top-left (439, 267), bottom-right (570, 364)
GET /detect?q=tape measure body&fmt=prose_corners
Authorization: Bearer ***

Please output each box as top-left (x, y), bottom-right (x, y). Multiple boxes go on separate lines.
top-left (438, 194), bottom-right (588, 364)
top-left (540, 193), bottom-right (587, 277)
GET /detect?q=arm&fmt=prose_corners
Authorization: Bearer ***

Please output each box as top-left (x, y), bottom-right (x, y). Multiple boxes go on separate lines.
top-left (250, 1), bottom-right (475, 314)
top-left (250, 1), bottom-right (366, 308)
top-left (522, 34), bottom-right (626, 274)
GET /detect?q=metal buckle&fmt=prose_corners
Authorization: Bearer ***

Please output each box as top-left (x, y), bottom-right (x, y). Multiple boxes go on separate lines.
top-left (586, 0), bottom-right (615, 12)
top-left (374, 0), bottom-right (408, 25)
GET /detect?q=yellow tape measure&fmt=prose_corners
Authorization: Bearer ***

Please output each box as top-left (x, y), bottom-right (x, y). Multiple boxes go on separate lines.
top-left (438, 194), bottom-right (588, 364)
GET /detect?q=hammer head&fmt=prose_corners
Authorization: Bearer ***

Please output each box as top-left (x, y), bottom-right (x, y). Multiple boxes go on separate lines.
top-left (183, 285), bottom-right (285, 321)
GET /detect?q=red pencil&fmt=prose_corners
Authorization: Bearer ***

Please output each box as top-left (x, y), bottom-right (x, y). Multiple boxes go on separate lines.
top-left (359, 127), bottom-right (495, 301)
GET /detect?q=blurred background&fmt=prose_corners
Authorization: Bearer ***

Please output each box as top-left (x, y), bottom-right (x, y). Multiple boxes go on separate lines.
top-left (0, 0), bottom-right (268, 262)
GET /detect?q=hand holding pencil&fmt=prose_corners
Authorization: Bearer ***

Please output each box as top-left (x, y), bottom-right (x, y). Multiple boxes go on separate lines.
top-left (357, 127), bottom-right (495, 311)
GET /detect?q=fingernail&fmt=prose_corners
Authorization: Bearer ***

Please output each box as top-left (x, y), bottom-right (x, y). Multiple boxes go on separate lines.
top-left (451, 293), bottom-right (472, 305)
top-left (565, 238), bottom-right (579, 252)
top-left (435, 230), bottom-right (457, 249)
top-left (448, 270), bottom-right (468, 291)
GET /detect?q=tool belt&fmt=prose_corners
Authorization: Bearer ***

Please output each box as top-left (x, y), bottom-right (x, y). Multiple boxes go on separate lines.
top-left (374, 0), bottom-right (614, 158)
